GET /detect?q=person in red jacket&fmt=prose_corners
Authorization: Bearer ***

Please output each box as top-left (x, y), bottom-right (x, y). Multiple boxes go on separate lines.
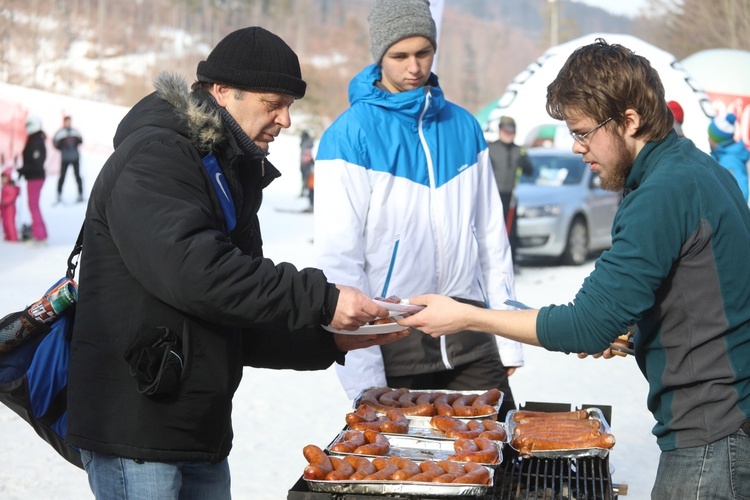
top-left (1, 166), bottom-right (20, 241)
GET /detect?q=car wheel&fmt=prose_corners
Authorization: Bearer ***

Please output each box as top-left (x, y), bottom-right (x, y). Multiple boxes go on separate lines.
top-left (560, 217), bottom-right (589, 265)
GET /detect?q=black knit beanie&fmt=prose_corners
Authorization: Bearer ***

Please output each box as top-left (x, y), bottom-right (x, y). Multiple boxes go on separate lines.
top-left (197, 27), bottom-right (306, 99)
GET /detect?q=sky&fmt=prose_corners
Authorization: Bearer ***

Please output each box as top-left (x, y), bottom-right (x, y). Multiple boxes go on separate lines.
top-left (571, 0), bottom-right (651, 18)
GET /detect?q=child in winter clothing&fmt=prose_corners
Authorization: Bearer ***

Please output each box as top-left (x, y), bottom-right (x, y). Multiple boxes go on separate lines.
top-left (1, 167), bottom-right (20, 241)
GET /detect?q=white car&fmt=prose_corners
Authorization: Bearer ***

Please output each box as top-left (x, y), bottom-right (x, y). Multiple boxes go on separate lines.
top-left (514, 148), bottom-right (622, 265)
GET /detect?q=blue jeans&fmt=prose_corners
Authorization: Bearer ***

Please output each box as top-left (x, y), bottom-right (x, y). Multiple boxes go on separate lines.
top-left (80, 449), bottom-right (231, 500)
top-left (651, 425), bottom-right (750, 499)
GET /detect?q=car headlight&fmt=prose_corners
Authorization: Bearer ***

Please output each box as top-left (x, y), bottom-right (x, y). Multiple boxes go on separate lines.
top-left (518, 204), bottom-right (562, 218)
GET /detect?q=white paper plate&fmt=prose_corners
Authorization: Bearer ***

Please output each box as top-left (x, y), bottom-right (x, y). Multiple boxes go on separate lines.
top-left (373, 299), bottom-right (426, 314)
top-left (321, 315), bottom-right (407, 335)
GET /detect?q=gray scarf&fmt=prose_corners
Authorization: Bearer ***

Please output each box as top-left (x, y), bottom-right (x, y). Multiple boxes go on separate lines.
top-left (206, 93), bottom-right (268, 160)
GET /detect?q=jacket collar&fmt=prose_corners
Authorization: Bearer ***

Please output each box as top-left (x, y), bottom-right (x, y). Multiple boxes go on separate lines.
top-left (348, 64), bottom-right (445, 122)
top-left (625, 129), bottom-right (678, 192)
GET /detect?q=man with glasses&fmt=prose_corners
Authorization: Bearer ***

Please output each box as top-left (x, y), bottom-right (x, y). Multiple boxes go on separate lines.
top-left (398, 38), bottom-right (750, 499)
top-left (569, 116), bottom-right (611, 145)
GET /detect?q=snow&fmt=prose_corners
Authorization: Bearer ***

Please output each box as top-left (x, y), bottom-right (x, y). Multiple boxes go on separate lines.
top-left (0, 83), bottom-right (658, 499)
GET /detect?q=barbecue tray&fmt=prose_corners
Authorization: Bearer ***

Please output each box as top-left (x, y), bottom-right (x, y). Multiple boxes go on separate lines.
top-left (506, 407), bottom-right (613, 459)
top-left (395, 414), bottom-right (509, 442)
top-left (305, 461), bottom-right (495, 497)
top-left (327, 431), bottom-right (502, 466)
top-left (352, 387), bottom-right (503, 421)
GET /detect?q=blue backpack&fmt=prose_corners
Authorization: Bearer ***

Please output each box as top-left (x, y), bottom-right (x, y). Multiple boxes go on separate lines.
top-left (0, 228), bottom-right (83, 469)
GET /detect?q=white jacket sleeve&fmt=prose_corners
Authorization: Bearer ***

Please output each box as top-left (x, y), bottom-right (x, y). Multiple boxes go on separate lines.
top-left (314, 153), bottom-right (389, 397)
top-left (474, 148), bottom-right (525, 368)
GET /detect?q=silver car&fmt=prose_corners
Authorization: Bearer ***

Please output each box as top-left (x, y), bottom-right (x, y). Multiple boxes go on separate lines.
top-left (514, 148), bottom-right (621, 265)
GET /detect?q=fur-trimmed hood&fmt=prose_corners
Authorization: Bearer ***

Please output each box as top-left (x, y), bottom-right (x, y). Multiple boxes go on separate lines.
top-left (113, 72), bottom-right (228, 154)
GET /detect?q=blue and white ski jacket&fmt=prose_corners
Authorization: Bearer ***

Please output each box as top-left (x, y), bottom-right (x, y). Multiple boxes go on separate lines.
top-left (314, 64), bottom-right (523, 398)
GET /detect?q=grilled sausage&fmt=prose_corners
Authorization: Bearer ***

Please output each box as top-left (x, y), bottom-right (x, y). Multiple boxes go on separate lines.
top-left (302, 444), bottom-right (334, 480)
top-left (430, 415), bottom-right (469, 433)
top-left (363, 457), bottom-right (399, 480)
top-left (407, 461), bottom-right (447, 482)
top-left (445, 419), bottom-right (486, 439)
top-left (448, 437), bottom-right (500, 463)
top-left (452, 462), bottom-right (491, 484)
top-left (513, 432), bottom-right (616, 454)
top-left (512, 409), bottom-right (589, 422)
top-left (433, 393), bottom-right (462, 416)
top-left (353, 430), bottom-right (390, 456)
top-left (471, 388), bottom-right (502, 415)
top-left (344, 455), bottom-right (377, 480)
top-left (380, 409), bottom-right (409, 434)
top-left (325, 456), bottom-right (355, 480)
top-left (452, 394), bottom-right (479, 416)
top-left (330, 430), bottom-right (367, 453)
top-left (388, 457), bottom-right (422, 480)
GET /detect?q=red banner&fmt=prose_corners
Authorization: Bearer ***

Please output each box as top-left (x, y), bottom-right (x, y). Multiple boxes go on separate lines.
top-left (707, 92), bottom-right (750, 148)
top-left (0, 100), bottom-right (28, 166)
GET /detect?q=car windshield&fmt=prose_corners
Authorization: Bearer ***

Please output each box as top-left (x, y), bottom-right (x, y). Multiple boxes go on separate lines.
top-left (520, 155), bottom-right (585, 186)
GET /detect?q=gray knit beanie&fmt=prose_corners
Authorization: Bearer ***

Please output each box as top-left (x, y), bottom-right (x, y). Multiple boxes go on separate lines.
top-left (197, 27), bottom-right (306, 98)
top-left (368, 0), bottom-right (437, 64)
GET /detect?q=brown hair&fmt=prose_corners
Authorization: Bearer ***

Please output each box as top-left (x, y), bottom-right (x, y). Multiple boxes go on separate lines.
top-left (546, 38), bottom-right (673, 142)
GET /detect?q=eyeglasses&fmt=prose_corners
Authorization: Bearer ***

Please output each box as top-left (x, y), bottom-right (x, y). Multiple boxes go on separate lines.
top-left (570, 117), bottom-right (612, 145)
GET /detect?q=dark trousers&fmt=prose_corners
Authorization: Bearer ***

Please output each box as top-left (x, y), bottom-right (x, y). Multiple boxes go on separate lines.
top-left (500, 192), bottom-right (519, 265)
top-left (58, 160), bottom-right (82, 195)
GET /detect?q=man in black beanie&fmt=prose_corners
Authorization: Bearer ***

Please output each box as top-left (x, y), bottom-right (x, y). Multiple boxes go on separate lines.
top-left (67, 26), bottom-right (406, 499)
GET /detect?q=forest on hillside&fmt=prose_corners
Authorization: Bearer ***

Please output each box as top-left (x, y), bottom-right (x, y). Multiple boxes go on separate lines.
top-left (1, 0), bottom-right (748, 132)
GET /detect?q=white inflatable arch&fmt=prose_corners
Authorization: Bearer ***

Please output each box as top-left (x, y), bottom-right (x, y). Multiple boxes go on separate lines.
top-left (484, 33), bottom-right (713, 152)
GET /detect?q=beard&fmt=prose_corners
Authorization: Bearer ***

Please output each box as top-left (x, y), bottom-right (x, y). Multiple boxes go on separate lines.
top-left (599, 133), bottom-right (635, 192)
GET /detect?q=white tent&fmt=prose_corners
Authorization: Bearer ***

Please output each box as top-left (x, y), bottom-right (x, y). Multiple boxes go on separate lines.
top-left (483, 33), bottom-right (714, 152)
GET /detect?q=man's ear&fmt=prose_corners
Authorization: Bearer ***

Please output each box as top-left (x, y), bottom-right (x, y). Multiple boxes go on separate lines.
top-left (211, 84), bottom-right (231, 108)
top-left (623, 108), bottom-right (641, 138)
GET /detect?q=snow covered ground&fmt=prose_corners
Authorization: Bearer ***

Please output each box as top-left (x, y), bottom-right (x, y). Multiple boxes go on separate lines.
top-left (0, 83), bottom-right (658, 499)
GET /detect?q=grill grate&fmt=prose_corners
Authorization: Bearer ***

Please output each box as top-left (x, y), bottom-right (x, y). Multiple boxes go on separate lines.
top-left (492, 450), bottom-right (615, 499)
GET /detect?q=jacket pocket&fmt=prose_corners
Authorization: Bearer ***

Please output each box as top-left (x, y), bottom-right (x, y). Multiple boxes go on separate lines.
top-left (123, 325), bottom-right (184, 397)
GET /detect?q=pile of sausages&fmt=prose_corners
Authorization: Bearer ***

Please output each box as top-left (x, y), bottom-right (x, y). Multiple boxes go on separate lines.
top-left (330, 429), bottom-right (391, 455)
top-left (327, 426), bottom-right (501, 464)
top-left (345, 404), bottom-right (410, 433)
top-left (301, 386), bottom-right (505, 487)
top-left (357, 387), bottom-right (502, 417)
top-left (509, 409), bottom-right (616, 455)
top-left (303, 445), bottom-right (491, 485)
top-left (430, 414), bottom-right (507, 441)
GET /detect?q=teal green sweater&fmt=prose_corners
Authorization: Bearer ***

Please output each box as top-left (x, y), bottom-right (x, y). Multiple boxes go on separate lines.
top-left (538, 131), bottom-right (750, 451)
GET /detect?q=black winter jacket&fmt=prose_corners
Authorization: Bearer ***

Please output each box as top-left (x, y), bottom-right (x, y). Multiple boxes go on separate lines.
top-left (67, 73), bottom-right (341, 463)
top-left (19, 131), bottom-right (46, 180)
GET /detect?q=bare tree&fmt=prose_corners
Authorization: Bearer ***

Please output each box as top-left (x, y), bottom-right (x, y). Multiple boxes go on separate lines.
top-left (639, 0), bottom-right (750, 59)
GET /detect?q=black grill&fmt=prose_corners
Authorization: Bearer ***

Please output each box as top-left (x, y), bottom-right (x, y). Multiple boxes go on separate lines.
top-left (287, 402), bottom-right (623, 500)
top-left (494, 450), bottom-right (615, 499)
top-left (492, 402), bottom-right (619, 500)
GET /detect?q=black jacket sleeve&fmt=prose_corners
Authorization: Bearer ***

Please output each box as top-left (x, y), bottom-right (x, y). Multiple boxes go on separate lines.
top-left (241, 327), bottom-right (344, 370)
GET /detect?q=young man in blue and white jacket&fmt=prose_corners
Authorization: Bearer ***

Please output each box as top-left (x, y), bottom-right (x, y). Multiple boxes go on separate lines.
top-left (314, 0), bottom-right (523, 414)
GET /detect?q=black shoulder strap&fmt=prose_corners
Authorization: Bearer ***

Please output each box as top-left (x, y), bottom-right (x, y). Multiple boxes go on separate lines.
top-left (66, 223), bottom-right (84, 280)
